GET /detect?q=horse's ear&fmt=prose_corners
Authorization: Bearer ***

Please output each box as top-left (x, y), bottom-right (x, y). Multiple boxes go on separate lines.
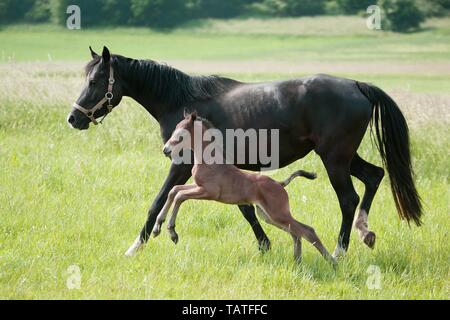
top-left (89, 46), bottom-right (99, 59)
top-left (102, 46), bottom-right (111, 64)
top-left (191, 111), bottom-right (197, 121)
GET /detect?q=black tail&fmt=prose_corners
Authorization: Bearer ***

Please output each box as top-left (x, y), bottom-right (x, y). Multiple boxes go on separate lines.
top-left (280, 170), bottom-right (317, 188)
top-left (357, 82), bottom-right (422, 226)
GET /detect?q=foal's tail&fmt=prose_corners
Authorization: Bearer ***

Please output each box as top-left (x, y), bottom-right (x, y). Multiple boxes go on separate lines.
top-left (357, 82), bottom-right (422, 226)
top-left (280, 170), bottom-right (317, 188)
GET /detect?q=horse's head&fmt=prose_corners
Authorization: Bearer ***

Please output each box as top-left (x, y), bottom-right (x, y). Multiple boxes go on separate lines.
top-left (67, 46), bottom-right (124, 130)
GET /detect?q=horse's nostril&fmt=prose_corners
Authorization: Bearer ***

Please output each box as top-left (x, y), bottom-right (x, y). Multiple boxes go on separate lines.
top-left (68, 115), bottom-right (75, 124)
top-left (163, 147), bottom-right (171, 157)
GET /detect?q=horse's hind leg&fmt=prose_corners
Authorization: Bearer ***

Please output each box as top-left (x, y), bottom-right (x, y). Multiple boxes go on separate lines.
top-left (321, 156), bottom-right (360, 259)
top-left (350, 154), bottom-right (385, 249)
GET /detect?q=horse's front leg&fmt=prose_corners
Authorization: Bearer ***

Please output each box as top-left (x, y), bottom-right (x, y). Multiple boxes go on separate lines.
top-left (238, 205), bottom-right (271, 252)
top-left (125, 162), bottom-right (192, 256)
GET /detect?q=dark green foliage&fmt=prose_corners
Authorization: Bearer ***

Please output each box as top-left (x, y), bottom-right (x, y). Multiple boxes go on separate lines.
top-left (380, 0), bottom-right (425, 32)
top-left (263, 0), bottom-right (326, 16)
top-left (129, 0), bottom-right (188, 28)
top-left (416, 0), bottom-right (450, 17)
top-left (0, 0), bottom-right (444, 30)
top-left (0, 0), bottom-right (35, 23)
top-left (25, 0), bottom-right (51, 22)
top-left (103, 0), bottom-right (132, 24)
top-left (335, 0), bottom-right (374, 14)
top-left (189, 0), bottom-right (250, 18)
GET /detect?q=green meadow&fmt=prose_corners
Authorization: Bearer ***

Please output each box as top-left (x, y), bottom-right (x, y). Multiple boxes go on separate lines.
top-left (0, 16), bottom-right (449, 299)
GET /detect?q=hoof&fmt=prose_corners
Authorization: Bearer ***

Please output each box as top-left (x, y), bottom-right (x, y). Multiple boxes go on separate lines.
top-left (125, 236), bottom-right (144, 257)
top-left (170, 233), bottom-right (179, 244)
top-left (168, 227), bottom-right (179, 244)
top-left (363, 231), bottom-right (376, 249)
top-left (152, 226), bottom-right (161, 238)
top-left (332, 245), bottom-right (347, 260)
top-left (258, 239), bottom-right (271, 253)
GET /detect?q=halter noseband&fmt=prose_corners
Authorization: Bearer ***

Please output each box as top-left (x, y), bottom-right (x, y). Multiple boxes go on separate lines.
top-left (72, 65), bottom-right (115, 125)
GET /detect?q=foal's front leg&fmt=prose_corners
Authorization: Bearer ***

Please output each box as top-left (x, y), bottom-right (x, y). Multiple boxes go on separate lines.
top-left (152, 185), bottom-right (196, 237)
top-left (167, 186), bottom-right (210, 244)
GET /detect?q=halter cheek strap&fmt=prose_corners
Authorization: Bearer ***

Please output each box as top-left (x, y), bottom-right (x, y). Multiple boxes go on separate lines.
top-left (73, 65), bottom-right (115, 125)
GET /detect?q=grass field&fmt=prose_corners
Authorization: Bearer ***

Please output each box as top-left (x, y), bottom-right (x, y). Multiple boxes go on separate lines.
top-left (0, 16), bottom-right (449, 299)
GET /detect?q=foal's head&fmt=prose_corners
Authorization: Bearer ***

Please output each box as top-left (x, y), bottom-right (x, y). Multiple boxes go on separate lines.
top-left (163, 111), bottom-right (199, 158)
top-left (163, 110), bottom-right (216, 160)
top-left (67, 46), bottom-right (124, 130)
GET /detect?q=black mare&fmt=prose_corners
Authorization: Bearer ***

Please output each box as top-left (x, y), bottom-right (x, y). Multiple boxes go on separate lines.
top-left (68, 47), bottom-right (422, 257)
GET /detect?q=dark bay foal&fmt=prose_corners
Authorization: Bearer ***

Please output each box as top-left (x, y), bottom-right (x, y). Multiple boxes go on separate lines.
top-left (150, 112), bottom-right (336, 265)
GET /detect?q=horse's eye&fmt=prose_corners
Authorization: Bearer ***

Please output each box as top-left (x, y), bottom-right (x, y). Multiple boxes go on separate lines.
top-left (89, 80), bottom-right (96, 86)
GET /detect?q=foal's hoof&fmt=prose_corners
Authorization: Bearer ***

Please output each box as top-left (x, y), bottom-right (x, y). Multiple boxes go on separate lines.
top-left (168, 228), bottom-right (179, 244)
top-left (152, 226), bottom-right (161, 238)
top-left (363, 231), bottom-right (376, 249)
top-left (170, 233), bottom-right (179, 245)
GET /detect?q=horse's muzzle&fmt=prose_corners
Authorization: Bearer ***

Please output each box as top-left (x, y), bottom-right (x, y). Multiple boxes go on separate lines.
top-left (67, 111), bottom-right (90, 130)
top-left (163, 146), bottom-right (172, 158)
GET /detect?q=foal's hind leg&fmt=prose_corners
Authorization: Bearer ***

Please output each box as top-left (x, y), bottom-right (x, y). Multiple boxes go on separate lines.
top-left (290, 219), bottom-right (336, 265)
top-left (259, 204), bottom-right (335, 265)
top-left (291, 235), bottom-right (302, 263)
top-left (350, 154), bottom-right (385, 249)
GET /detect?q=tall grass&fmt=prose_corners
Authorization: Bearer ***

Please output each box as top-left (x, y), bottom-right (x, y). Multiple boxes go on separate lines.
top-left (0, 19), bottom-right (449, 299)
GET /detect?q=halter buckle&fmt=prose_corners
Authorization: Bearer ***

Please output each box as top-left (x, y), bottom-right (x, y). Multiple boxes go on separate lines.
top-left (105, 92), bottom-right (114, 100)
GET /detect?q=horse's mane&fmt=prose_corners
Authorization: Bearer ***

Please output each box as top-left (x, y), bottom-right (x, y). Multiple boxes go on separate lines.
top-left (85, 55), bottom-right (238, 109)
top-left (85, 56), bottom-right (101, 76)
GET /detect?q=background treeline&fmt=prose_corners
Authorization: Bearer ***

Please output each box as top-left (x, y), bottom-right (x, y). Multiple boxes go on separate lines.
top-left (0, 0), bottom-right (449, 31)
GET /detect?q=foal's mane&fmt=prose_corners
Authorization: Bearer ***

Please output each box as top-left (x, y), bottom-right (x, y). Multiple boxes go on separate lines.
top-left (195, 116), bottom-right (215, 130)
top-left (85, 55), bottom-right (238, 109)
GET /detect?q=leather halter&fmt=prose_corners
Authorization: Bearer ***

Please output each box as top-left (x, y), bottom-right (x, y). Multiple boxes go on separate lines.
top-left (72, 65), bottom-right (115, 125)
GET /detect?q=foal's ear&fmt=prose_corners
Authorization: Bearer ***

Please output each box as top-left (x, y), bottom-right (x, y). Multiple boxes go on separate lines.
top-left (184, 108), bottom-right (190, 119)
top-left (102, 46), bottom-right (111, 64)
top-left (89, 46), bottom-right (99, 59)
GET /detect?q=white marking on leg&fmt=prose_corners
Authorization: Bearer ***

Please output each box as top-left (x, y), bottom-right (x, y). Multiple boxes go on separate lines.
top-left (332, 243), bottom-right (347, 259)
top-left (125, 236), bottom-right (144, 257)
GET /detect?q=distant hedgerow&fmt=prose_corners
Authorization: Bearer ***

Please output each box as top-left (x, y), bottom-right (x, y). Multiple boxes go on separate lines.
top-left (380, 0), bottom-right (425, 32)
